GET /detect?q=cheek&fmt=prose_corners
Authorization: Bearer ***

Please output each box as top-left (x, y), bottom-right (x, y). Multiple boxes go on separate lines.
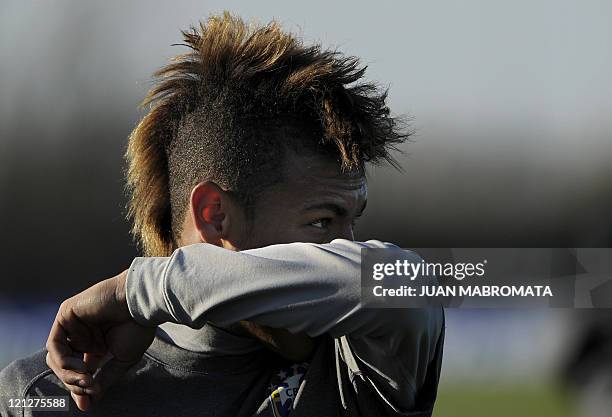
top-left (250, 218), bottom-right (330, 246)
top-left (246, 215), bottom-right (303, 246)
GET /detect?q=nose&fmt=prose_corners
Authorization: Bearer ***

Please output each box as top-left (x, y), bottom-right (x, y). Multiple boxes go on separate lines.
top-left (335, 225), bottom-right (355, 241)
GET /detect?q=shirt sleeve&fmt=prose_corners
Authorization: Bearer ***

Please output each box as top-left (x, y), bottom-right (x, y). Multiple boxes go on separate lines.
top-left (126, 239), bottom-right (421, 336)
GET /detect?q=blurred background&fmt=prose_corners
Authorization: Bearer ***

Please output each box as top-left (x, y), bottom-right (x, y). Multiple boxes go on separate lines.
top-left (1, 1), bottom-right (611, 416)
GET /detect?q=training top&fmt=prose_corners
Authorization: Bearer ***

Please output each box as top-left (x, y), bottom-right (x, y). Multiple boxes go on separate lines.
top-left (0, 239), bottom-right (445, 417)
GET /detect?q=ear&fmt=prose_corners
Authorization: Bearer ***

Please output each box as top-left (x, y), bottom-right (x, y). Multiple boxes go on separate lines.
top-left (189, 181), bottom-right (236, 247)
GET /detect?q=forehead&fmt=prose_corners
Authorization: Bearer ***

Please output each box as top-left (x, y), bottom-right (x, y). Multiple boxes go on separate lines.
top-left (287, 151), bottom-right (363, 182)
top-left (276, 151), bottom-right (367, 204)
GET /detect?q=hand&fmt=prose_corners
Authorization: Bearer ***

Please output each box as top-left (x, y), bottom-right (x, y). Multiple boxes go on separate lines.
top-left (45, 270), bottom-right (156, 411)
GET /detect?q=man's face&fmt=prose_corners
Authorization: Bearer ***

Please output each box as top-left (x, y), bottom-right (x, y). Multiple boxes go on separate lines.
top-left (238, 151), bottom-right (367, 249)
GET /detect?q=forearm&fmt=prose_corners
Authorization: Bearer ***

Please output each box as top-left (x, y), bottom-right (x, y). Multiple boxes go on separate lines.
top-left (126, 239), bottom-right (416, 337)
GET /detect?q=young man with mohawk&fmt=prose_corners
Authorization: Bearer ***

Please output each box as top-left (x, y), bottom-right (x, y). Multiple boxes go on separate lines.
top-left (0, 12), bottom-right (444, 417)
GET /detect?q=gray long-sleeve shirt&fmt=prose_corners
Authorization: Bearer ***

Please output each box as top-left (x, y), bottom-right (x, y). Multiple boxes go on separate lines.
top-left (0, 239), bottom-right (445, 417)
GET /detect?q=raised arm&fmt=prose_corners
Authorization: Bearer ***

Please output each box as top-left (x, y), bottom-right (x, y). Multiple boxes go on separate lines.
top-left (128, 239), bottom-right (418, 337)
top-left (46, 239), bottom-right (444, 414)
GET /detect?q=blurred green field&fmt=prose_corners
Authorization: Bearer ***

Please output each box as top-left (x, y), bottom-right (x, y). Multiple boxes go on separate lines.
top-left (433, 383), bottom-right (576, 417)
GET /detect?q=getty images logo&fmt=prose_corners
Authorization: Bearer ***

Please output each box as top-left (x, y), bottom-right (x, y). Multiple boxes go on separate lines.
top-left (372, 259), bottom-right (488, 281)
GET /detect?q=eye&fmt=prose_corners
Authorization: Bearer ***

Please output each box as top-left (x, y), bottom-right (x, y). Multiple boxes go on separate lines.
top-left (309, 218), bottom-right (332, 229)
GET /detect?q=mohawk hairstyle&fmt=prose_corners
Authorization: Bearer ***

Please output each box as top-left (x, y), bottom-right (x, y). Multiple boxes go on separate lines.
top-left (126, 11), bottom-right (411, 256)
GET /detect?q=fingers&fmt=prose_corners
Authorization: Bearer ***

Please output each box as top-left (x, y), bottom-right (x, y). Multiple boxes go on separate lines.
top-left (71, 392), bottom-right (92, 412)
top-left (46, 351), bottom-right (97, 412)
top-left (46, 318), bottom-right (88, 374)
top-left (84, 352), bottom-right (107, 373)
top-left (44, 351), bottom-right (89, 385)
top-left (56, 355), bottom-right (134, 406)
top-left (45, 345), bottom-right (133, 409)
top-left (45, 352), bottom-right (103, 414)
top-left (45, 306), bottom-right (102, 411)
top-left (44, 274), bottom-right (135, 412)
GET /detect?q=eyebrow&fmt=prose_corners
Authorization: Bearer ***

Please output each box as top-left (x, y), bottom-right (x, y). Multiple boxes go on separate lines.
top-left (303, 200), bottom-right (368, 217)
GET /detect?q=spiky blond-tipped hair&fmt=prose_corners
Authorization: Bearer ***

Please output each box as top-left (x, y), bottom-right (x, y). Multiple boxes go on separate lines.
top-left (126, 12), bottom-right (411, 256)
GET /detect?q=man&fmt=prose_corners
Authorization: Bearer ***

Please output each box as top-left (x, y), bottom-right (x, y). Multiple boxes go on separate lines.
top-left (0, 12), bottom-right (444, 417)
